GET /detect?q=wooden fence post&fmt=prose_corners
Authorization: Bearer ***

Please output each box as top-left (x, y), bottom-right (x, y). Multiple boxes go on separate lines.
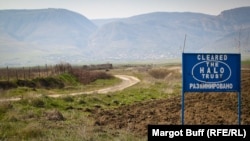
top-left (6, 66), bottom-right (9, 81)
top-left (46, 64), bottom-right (48, 77)
top-left (16, 69), bottom-right (18, 80)
top-left (29, 67), bottom-right (31, 79)
top-left (23, 67), bottom-right (25, 80)
top-left (38, 66), bottom-right (40, 78)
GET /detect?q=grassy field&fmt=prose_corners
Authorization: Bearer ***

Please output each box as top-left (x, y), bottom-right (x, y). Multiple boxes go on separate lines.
top-left (0, 64), bottom-right (181, 141)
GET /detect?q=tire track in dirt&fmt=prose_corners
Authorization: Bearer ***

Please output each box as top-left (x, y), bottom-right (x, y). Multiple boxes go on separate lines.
top-left (49, 75), bottom-right (140, 97)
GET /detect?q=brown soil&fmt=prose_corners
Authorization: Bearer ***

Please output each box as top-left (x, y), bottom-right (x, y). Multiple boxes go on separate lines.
top-left (93, 70), bottom-right (250, 136)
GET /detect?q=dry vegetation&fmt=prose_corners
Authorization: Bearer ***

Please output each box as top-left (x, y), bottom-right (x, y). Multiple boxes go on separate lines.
top-left (148, 68), bottom-right (172, 79)
top-left (71, 68), bottom-right (113, 85)
top-left (0, 63), bottom-right (113, 90)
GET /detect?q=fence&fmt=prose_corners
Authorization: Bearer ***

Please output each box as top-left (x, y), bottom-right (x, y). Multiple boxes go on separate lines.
top-left (0, 63), bottom-right (113, 81)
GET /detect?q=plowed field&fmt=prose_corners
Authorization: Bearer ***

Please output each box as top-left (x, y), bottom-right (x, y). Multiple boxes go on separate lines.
top-left (93, 69), bottom-right (250, 136)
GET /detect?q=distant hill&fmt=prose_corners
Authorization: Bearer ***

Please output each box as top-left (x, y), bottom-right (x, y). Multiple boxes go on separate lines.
top-left (92, 18), bottom-right (123, 27)
top-left (0, 8), bottom-right (97, 66)
top-left (0, 8), bottom-right (96, 45)
top-left (203, 7), bottom-right (250, 56)
top-left (0, 7), bottom-right (250, 66)
top-left (89, 6), bottom-right (250, 61)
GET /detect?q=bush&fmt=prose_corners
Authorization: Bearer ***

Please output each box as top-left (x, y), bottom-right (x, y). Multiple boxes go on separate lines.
top-left (70, 69), bottom-right (113, 85)
top-left (30, 98), bottom-right (45, 108)
top-left (16, 80), bottom-right (36, 88)
top-left (62, 96), bottom-right (74, 102)
top-left (45, 109), bottom-right (65, 121)
top-left (148, 69), bottom-right (171, 79)
top-left (33, 77), bottom-right (64, 89)
top-left (0, 81), bottom-right (17, 90)
top-left (58, 73), bottom-right (78, 86)
top-left (0, 77), bottom-right (65, 90)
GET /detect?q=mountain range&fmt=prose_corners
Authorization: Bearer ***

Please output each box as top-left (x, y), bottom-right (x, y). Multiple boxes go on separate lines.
top-left (0, 7), bottom-right (250, 66)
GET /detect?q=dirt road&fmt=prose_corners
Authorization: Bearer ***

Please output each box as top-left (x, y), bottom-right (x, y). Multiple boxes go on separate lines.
top-left (89, 75), bottom-right (140, 94)
top-left (0, 75), bottom-right (140, 101)
top-left (49, 75), bottom-right (140, 97)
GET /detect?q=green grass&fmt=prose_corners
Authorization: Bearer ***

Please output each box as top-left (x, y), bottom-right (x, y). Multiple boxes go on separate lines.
top-left (0, 66), bottom-right (181, 141)
top-left (242, 60), bottom-right (250, 68)
top-left (0, 94), bottom-right (148, 140)
top-left (57, 72), bottom-right (79, 86)
top-left (242, 59), bottom-right (250, 64)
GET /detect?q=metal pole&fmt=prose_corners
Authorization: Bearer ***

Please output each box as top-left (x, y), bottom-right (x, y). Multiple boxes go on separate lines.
top-left (183, 34), bottom-right (186, 53)
top-left (238, 53), bottom-right (241, 125)
top-left (181, 92), bottom-right (185, 125)
top-left (181, 53), bottom-right (185, 125)
top-left (238, 92), bottom-right (241, 125)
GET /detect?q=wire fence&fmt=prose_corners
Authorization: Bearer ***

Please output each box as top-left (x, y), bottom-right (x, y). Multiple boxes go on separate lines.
top-left (0, 63), bottom-right (113, 81)
top-left (0, 64), bottom-right (72, 81)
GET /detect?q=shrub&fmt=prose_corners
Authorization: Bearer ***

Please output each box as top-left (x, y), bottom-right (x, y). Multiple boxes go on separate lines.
top-left (0, 81), bottom-right (17, 90)
top-left (62, 96), bottom-right (74, 102)
top-left (16, 80), bottom-right (36, 88)
top-left (58, 73), bottom-right (78, 86)
top-left (70, 69), bottom-right (113, 85)
top-left (148, 69), bottom-right (171, 79)
top-left (30, 98), bottom-right (45, 108)
top-left (45, 109), bottom-right (65, 121)
top-left (33, 77), bottom-right (64, 89)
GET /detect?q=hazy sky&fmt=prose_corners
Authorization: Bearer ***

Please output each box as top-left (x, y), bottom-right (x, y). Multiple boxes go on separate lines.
top-left (0, 0), bottom-right (250, 19)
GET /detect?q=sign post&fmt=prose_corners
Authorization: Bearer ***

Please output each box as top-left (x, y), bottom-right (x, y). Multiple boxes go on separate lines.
top-left (182, 53), bottom-right (241, 125)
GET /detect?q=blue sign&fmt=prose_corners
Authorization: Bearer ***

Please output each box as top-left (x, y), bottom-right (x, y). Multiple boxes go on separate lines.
top-left (182, 53), bottom-right (241, 92)
top-left (181, 53), bottom-right (241, 125)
